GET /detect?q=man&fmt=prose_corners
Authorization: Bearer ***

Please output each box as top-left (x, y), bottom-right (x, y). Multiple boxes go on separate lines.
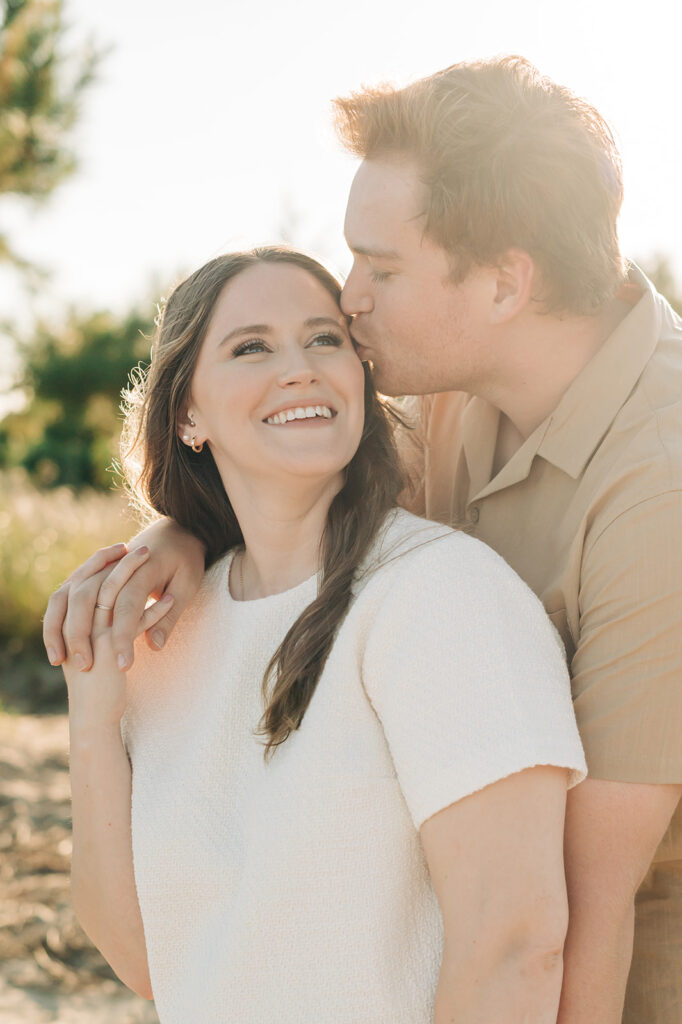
top-left (46, 56), bottom-right (681, 1021)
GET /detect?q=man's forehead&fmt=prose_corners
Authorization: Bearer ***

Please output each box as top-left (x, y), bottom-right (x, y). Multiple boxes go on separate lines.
top-left (344, 158), bottom-right (426, 249)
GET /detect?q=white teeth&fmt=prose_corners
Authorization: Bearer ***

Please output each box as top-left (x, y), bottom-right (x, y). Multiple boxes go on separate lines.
top-left (265, 405), bottom-right (335, 424)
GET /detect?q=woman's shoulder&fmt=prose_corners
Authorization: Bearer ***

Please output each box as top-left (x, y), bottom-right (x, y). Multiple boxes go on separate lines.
top-left (356, 508), bottom-right (521, 593)
top-left (129, 548), bottom-right (234, 674)
top-left (352, 509), bottom-right (559, 651)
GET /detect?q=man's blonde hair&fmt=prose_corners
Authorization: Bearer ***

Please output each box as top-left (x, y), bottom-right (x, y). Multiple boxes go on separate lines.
top-left (334, 56), bottom-right (626, 315)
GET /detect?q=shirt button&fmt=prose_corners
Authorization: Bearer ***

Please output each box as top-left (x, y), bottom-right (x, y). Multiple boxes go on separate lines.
top-left (470, 506), bottom-right (480, 524)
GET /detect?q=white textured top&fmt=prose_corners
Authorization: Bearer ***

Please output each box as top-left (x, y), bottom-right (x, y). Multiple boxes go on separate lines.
top-left (121, 510), bottom-right (586, 1024)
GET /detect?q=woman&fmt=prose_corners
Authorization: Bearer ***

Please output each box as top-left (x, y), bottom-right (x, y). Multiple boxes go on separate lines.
top-left (60, 246), bottom-right (585, 1023)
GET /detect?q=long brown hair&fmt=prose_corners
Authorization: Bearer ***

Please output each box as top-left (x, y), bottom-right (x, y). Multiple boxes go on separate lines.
top-left (122, 246), bottom-right (406, 756)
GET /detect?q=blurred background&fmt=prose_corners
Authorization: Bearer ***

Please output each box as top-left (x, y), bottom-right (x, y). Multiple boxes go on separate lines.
top-left (1, 0), bottom-right (680, 1019)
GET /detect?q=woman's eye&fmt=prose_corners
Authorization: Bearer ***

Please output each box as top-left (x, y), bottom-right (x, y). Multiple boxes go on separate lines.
top-left (308, 332), bottom-right (343, 348)
top-left (232, 339), bottom-right (268, 357)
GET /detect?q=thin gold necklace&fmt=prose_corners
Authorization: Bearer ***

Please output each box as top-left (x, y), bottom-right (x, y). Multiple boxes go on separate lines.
top-left (230, 548), bottom-right (245, 601)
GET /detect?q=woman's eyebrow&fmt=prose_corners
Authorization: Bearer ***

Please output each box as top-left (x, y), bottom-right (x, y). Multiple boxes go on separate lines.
top-left (218, 316), bottom-right (347, 348)
top-left (218, 324), bottom-right (271, 347)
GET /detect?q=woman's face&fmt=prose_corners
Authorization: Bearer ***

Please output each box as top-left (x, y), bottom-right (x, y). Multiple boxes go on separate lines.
top-left (183, 261), bottom-right (366, 495)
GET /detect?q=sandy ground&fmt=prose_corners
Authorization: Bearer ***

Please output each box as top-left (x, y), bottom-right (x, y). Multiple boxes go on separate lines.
top-left (0, 713), bottom-right (159, 1023)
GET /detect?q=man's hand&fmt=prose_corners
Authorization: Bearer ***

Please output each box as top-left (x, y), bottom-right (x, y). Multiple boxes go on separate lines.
top-left (43, 519), bottom-right (206, 672)
top-left (557, 777), bottom-right (682, 1023)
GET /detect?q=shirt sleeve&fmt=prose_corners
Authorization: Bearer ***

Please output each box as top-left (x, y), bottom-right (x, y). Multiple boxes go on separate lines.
top-left (572, 490), bottom-right (682, 783)
top-left (361, 533), bottom-right (587, 830)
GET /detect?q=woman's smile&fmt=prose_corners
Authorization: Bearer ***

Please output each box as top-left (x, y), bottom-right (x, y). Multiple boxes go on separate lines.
top-left (263, 403), bottom-right (337, 426)
top-left (186, 261), bottom-right (365, 487)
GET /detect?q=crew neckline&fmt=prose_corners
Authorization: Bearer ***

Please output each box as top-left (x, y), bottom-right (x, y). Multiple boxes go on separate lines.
top-left (223, 549), bottom-right (320, 607)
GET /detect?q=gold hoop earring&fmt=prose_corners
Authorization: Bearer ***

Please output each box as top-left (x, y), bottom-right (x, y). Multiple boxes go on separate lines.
top-left (191, 435), bottom-right (204, 453)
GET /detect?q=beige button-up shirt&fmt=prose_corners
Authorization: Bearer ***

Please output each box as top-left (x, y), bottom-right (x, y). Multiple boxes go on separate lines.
top-left (406, 264), bottom-right (682, 1021)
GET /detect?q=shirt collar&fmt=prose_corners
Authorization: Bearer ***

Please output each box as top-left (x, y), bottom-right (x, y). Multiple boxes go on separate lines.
top-left (467, 262), bottom-right (663, 501)
top-left (536, 262), bottom-right (662, 478)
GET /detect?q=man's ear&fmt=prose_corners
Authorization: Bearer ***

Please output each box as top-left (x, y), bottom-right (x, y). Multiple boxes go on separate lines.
top-left (489, 249), bottom-right (536, 324)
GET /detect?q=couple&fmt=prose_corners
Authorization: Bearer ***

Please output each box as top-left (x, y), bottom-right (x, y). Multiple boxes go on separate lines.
top-left (49, 56), bottom-right (682, 1023)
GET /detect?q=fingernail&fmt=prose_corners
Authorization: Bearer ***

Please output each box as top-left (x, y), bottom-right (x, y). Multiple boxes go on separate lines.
top-left (135, 545), bottom-right (149, 556)
top-left (151, 630), bottom-right (165, 649)
top-left (160, 592), bottom-right (174, 604)
top-left (117, 653), bottom-right (130, 670)
top-left (74, 653), bottom-right (86, 671)
top-left (47, 646), bottom-right (57, 665)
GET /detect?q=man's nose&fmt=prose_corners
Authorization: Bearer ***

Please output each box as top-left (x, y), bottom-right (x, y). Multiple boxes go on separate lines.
top-left (340, 266), bottom-right (373, 317)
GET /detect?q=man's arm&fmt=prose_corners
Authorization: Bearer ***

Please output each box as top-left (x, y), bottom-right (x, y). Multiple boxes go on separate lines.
top-left (43, 517), bottom-right (205, 671)
top-left (561, 491), bottom-right (682, 1021)
top-left (421, 766), bottom-right (570, 1024)
top-left (558, 778), bottom-right (681, 1023)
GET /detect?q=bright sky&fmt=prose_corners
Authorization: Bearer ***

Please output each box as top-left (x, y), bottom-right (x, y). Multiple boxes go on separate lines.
top-left (1, 0), bottom-right (681, 406)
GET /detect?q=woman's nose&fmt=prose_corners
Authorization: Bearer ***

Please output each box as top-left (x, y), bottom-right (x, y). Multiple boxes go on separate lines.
top-left (277, 355), bottom-right (319, 388)
top-left (340, 265), bottom-right (373, 317)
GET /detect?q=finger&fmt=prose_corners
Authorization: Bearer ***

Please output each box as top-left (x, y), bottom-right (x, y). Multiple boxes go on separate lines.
top-left (91, 601), bottom-right (114, 640)
top-left (43, 543), bottom-right (127, 667)
top-left (142, 568), bottom-right (199, 653)
top-left (63, 566), bottom-right (114, 671)
top-left (109, 556), bottom-right (166, 669)
top-left (138, 593), bottom-right (175, 640)
top-left (96, 545), bottom-right (151, 613)
top-left (43, 584), bottom-right (70, 665)
top-left (63, 542), bottom-right (128, 589)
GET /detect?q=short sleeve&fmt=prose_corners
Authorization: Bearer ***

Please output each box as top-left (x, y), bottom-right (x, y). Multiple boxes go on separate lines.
top-left (572, 491), bottom-right (682, 783)
top-left (361, 533), bottom-right (586, 830)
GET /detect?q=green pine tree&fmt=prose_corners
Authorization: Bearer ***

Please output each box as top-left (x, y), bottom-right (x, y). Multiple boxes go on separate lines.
top-left (0, 305), bottom-right (153, 488)
top-left (0, 0), bottom-right (99, 274)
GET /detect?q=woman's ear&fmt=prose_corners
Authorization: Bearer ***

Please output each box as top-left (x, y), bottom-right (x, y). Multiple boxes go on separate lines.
top-left (489, 249), bottom-right (536, 325)
top-left (177, 409), bottom-right (192, 445)
top-left (178, 408), bottom-right (202, 448)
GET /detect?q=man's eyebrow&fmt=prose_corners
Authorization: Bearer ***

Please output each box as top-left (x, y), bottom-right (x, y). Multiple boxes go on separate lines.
top-left (349, 244), bottom-right (402, 260)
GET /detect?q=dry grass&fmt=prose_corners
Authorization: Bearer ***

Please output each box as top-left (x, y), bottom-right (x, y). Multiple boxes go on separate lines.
top-left (0, 470), bottom-right (141, 713)
top-left (0, 469), bottom-right (140, 658)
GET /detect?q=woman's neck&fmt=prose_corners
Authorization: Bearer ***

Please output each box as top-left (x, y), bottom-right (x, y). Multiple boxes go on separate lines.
top-left (227, 474), bottom-right (341, 600)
